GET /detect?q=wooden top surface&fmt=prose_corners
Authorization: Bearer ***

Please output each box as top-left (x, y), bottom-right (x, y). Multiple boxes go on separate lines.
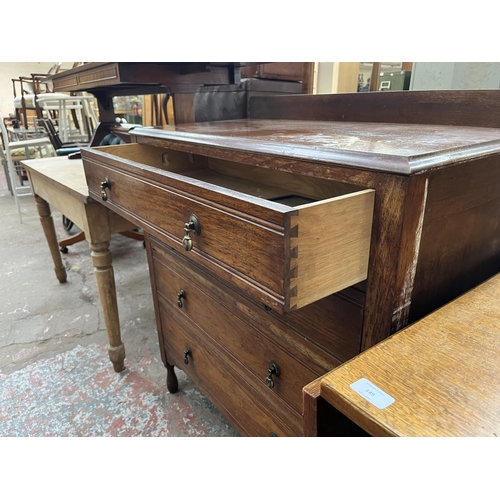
top-left (319, 272), bottom-right (500, 437)
top-left (132, 119), bottom-right (500, 175)
top-left (21, 157), bottom-right (91, 204)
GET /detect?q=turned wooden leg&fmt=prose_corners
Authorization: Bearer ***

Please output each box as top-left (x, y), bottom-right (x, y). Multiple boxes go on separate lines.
top-left (89, 240), bottom-right (125, 372)
top-left (34, 194), bottom-right (67, 283)
top-left (166, 362), bottom-right (178, 393)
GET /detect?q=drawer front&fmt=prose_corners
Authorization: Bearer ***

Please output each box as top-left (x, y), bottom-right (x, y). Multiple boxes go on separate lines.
top-left (82, 144), bottom-right (374, 312)
top-left (152, 236), bottom-right (362, 366)
top-left (270, 290), bottom-right (364, 363)
top-left (153, 246), bottom-right (319, 415)
top-left (159, 300), bottom-right (300, 437)
top-left (83, 157), bottom-right (287, 310)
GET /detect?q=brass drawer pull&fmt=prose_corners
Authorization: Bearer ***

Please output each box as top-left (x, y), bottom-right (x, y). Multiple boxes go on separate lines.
top-left (177, 289), bottom-right (186, 308)
top-left (265, 361), bottom-right (280, 389)
top-left (183, 347), bottom-right (192, 364)
top-left (182, 214), bottom-right (201, 251)
top-left (100, 176), bottom-right (111, 201)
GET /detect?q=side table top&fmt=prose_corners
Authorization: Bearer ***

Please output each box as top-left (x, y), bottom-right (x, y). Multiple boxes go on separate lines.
top-left (21, 157), bottom-right (92, 204)
top-left (319, 272), bottom-right (500, 436)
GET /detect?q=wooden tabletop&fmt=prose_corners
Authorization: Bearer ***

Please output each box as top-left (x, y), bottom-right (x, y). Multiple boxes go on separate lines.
top-left (132, 119), bottom-right (500, 175)
top-left (318, 272), bottom-right (500, 437)
top-left (21, 157), bottom-right (92, 204)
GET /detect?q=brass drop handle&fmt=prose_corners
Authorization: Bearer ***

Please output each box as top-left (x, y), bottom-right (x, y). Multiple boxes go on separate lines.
top-left (177, 289), bottom-right (186, 308)
top-left (265, 361), bottom-right (280, 389)
top-left (182, 214), bottom-right (201, 251)
top-left (100, 176), bottom-right (111, 201)
top-left (184, 347), bottom-right (192, 364)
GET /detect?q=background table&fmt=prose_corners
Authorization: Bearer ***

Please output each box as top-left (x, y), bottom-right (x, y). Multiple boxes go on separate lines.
top-left (22, 156), bottom-right (137, 372)
top-left (47, 62), bottom-right (243, 125)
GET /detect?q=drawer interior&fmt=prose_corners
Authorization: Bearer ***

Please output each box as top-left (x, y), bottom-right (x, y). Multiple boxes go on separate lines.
top-left (88, 143), bottom-right (375, 312)
top-left (95, 143), bottom-right (367, 206)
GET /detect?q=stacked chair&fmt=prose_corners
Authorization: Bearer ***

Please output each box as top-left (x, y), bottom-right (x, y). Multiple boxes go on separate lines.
top-left (0, 118), bottom-right (54, 222)
top-left (12, 63), bottom-right (97, 141)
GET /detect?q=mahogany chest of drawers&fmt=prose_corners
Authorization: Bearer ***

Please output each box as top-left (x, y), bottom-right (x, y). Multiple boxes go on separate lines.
top-left (81, 90), bottom-right (500, 436)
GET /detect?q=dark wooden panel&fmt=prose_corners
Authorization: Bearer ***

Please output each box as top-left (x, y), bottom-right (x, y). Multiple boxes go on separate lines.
top-left (144, 232), bottom-right (169, 368)
top-left (302, 378), bottom-right (321, 436)
top-left (50, 62), bottom-right (238, 94)
top-left (77, 63), bottom-right (120, 87)
top-left (317, 398), bottom-right (370, 437)
top-left (241, 63), bottom-right (304, 82)
top-left (391, 174), bottom-right (431, 332)
top-left (123, 63), bottom-right (238, 93)
top-left (361, 174), bottom-right (409, 350)
top-left (172, 93), bottom-right (195, 124)
top-left (270, 293), bottom-right (364, 363)
top-left (424, 154), bottom-right (500, 222)
top-left (410, 196), bottom-right (500, 322)
top-left (302, 62), bottom-right (315, 94)
top-left (248, 90), bottom-right (500, 128)
top-left (50, 75), bottom-right (79, 91)
top-left (410, 154), bottom-right (500, 322)
top-left (303, 380), bottom-right (370, 437)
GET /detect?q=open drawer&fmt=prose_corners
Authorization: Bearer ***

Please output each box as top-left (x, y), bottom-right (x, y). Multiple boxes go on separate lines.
top-left (81, 143), bottom-right (375, 313)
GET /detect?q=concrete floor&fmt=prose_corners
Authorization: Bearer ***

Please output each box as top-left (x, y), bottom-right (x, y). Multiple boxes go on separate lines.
top-left (0, 168), bottom-right (239, 437)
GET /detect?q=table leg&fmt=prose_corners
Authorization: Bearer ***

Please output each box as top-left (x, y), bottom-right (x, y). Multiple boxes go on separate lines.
top-left (302, 379), bottom-right (321, 437)
top-left (34, 194), bottom-right (67, 283)
top-left (89, 240), bottom-right (125, 372)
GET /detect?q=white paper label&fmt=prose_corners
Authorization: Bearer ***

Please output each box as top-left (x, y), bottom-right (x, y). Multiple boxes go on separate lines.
top-left (350, 378), bottom-right (395, 409)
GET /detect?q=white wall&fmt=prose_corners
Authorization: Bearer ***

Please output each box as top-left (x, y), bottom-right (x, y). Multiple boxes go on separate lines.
top-left (314, 62), bottom-right (335, 93)
top-left (0, 62), bottom-right (73, 120)
top-left (410, 62), bottom-right (500, 90)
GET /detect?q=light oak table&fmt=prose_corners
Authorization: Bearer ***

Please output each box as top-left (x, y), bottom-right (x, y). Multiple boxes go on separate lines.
top-left (22, 156), bottom-right (138, 372)
top-left (303, 272), bottom-right (500, 437)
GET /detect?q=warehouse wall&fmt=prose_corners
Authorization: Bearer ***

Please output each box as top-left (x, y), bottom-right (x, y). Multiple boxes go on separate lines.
top-left (410, 62), bottom-right (500, 90)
